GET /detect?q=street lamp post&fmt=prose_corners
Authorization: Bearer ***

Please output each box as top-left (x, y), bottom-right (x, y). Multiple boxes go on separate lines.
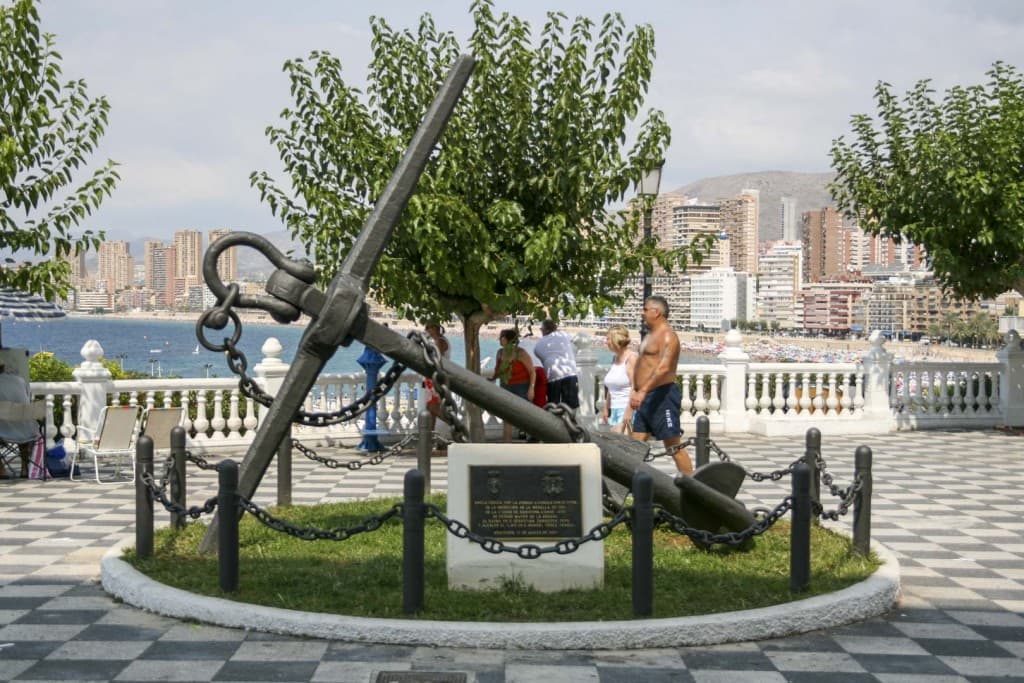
top-left (638, 160), bottom-right (664, 339)
top-left (116, 353), bottom-right (127, 371)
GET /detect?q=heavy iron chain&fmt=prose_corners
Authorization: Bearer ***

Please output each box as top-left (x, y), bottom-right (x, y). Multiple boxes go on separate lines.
top-left (291, 433), bottom-right (416, 470)
top-left (544, 402), bottom-right (588, 442)
top-left (185, 450), bottom-right (217, 471)
top-left (408, 330), bottom-right (470, 443)
top-left (197, 292), bottom-right (410, 427)
top-left (140, 469), bottom-right (219, 520)
top-left (814, 471), bottom-right (866, 521)
top-left (653, 496), bottom-right (794, 548)
top-left (425, 503), bottom-right (630, 558)
top-left (225, 334), bottom-right (409, 427)
top-left (745, 458), bottom-right (800, 482)
top-left (236, 495), bottom-right (403, 541)
top-left (644, 436), bottom-right (696, 462)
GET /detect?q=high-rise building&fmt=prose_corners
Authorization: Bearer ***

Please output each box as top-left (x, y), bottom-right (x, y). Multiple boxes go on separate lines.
top-left (801, 207), bottom-right (843, 282)
top-left (173, 229), bottom-right (203, 281)
top-left (757, 241), bottom-right (804, 329)
top-left (208, 228), bottom-right (237, 284)
top-left (720, 190), bottom-right (759, 275)
top-left (150, 245), bottom-right (176, 308)
top-left (97, 241), bottom-right (133, 292)
top-left (690, 267), bottom-right (754, 330)
top-left (781, 197), bottom-right (798, 242)
top-left (65, 248), bottom-right (87, 288)
top-left (143, 240), bottom-right (164, 291)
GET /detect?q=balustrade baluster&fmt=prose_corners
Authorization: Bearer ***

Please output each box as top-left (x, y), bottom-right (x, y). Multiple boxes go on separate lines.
top-left (840, 373), bottom-right (852, 414)
top-left (43, 394), bottom-right (57, 447)
top-left (194, 391), bottom-right (210, 437)
top-left (749, 370), bottom-right (765, 413)
top-left (693, 373), bottom-right (709, 414)
top-left (950, 371), bottom-right (963, 415)
top-left (227, 389), bottom-right (242, 439)
top-left (60, 394), bottom-right (74, 440)
top-left (826, 373), bottom-right (839, 414)
top-left (181, 394), bottom-right (194, 436)
top-left (811, 373), bottom-right (824, 413)
top-left (708, 374), bottom-right (721, 416)
top-left (758, 372), bottom-right (771, 413)
top-left (243, 395), bottom-right (257, 434)
top-left (853, 368), bottom-right (866, 414)
top-left (128, 391), bottom-right (139, 409)
top-left (964, 369), bottom-right (977, 416)
top-left (210, 390), bottom-right (226, 439)
top-left (145, 390), bottom-right (156, 411)
top-left (680, 374), bottom-right (693, 415)
top-left (799, 374), bottom-right (812, 413)
top-left (772, 371), bottom-right (786, 413)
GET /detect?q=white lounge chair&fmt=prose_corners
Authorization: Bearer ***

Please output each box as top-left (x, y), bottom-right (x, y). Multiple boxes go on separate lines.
top-left (140, 406), bottom-right (185, 453)
top-left (71, 405), bottom-right (140, 484)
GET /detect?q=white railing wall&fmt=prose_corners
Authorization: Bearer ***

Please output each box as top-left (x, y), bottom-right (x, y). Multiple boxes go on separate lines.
top-left (27, 329), bottom-right (1024, 452)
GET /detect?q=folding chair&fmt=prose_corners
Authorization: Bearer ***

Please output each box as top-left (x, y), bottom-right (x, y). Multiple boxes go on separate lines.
top-left (140, 406), bottom-right (185, 454)
top-left (71, 405), bottom-right (141, 484)
top-left (0, 400), bottom-right (45, 479)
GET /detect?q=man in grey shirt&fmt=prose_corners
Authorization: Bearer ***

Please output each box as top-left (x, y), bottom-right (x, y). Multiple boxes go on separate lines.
top-left (533, 319), bottom-right (580, 410)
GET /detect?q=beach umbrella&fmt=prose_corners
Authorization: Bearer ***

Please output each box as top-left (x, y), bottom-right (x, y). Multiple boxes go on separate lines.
top-left (0, 287), bottom-right (66, 348)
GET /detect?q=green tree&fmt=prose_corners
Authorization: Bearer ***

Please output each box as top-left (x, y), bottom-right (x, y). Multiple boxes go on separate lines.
top-left (0, 0), bottom-right (118, 300)
top-left (252, 2), bottom-right (704, 386)
top-left (830, 62), bottom-right (1024, 299)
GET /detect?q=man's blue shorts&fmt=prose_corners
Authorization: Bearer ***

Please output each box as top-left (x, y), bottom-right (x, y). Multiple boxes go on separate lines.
top-left (631, 383), bottom-right (682, 440)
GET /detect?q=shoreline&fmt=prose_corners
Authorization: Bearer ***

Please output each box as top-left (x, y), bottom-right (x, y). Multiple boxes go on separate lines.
top-left (68, 312), bottom-right (992, 363)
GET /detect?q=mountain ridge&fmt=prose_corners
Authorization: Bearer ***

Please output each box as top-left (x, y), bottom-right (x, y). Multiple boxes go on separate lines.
top-left (672, 170), bottom-right (836, 242)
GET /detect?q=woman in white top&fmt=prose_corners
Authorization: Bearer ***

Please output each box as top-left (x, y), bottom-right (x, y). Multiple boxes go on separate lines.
top-left (600, 325), bottom-right (638, 433)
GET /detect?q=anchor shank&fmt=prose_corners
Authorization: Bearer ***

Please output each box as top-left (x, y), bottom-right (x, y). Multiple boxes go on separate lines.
top-left (360, 320), bottom-right (685, 516)
top-left (361, 319), bottom-right (572, 443)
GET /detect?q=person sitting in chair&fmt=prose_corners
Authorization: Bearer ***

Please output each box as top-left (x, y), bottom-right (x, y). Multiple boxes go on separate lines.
top-left (0, 362), bottom-right (38, 478)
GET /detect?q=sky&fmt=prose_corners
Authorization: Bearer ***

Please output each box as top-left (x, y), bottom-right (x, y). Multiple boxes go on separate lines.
top-left (33, 0), bottom-right (1024, 244)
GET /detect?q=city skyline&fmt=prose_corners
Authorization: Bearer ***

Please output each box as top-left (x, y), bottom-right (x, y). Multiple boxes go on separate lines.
top-left (35, 1), bottom-right (1024, 243)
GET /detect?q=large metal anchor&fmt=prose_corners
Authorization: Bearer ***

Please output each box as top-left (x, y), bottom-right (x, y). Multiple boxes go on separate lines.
top-left (195, 54), bottom-right (750, 552)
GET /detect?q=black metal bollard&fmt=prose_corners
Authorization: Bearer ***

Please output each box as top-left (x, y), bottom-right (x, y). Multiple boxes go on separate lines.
top-left (852, 445), bottom-right (873, 556)
top-left (277, 428), bottom-right (292, 508)
top-left (694, 415), bottom-right (710, 468)
top-left (416, 410), bottom-right (432, 494)
top-left (135, 435), bottom-right (154, 560)
top-left (403, 469), bottom-right (426, 614)
top-left (632, 471), bottom-right (654, 617)
top-left (790, 461), bottom-right (812, 593)
top-left (170, 426), bottom-right (187, 530)
top-left (217, 459), bottom-right (239, 593)
top-left (804, 427), bottom-right (821, 513)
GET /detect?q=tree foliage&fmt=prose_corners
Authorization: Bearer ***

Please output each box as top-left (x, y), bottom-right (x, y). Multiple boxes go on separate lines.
top-left (0, 0), bottom-right (118, 300)
top-left (830, 62), bottom-right (1024, 299)
top-left (252, 1), bottom-right (699, 370)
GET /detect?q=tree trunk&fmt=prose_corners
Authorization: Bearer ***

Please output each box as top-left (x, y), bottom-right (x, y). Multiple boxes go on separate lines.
top-left (461, 311), bottom-right (491, 442)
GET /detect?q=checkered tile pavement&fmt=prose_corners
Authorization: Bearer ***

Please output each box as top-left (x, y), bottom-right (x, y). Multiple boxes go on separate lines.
top-left (2, 429), bottom-right (1024, 682)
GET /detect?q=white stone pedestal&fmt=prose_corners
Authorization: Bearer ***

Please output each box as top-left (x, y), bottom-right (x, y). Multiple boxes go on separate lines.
top-left (446, 443), bottom-right (604, 592)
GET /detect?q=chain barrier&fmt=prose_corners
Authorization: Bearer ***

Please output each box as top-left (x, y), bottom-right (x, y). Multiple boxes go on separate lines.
top-left (424, 503), bottom-right (630, 559)
top-left (643, 436), bottom-right (695, 462)
top-left (236, 494), bottom-right (404, 541)
top-left (653, 496), bottom-right (794, 548)
top-left (140, 469), bottom-right (219, 520)
top-left (291, 433), bottom-right (416, 470)
top-left (814, 466), bottom-right (866, 521)
top-left (185, 450), bottom-right (218, 471)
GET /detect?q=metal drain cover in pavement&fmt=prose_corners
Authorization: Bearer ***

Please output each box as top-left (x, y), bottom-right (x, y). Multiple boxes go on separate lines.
top-left (375, 673), bottom-right (467, 683)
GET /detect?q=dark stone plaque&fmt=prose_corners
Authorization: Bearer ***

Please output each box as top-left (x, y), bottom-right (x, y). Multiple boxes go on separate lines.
top-left (469, 465), bottom-right (582, 539)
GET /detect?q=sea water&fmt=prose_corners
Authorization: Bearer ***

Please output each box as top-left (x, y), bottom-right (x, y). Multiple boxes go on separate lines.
top-left (3, 316), bottom-right (680, 379)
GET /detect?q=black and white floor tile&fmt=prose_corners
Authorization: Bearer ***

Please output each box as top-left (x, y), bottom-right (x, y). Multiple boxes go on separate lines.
top-left (1, 429), bottom-right (1023, 681)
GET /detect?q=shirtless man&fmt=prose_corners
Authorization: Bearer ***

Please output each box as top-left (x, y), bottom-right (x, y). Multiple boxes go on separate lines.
top-left (629, 295), bottom-right (693, 474)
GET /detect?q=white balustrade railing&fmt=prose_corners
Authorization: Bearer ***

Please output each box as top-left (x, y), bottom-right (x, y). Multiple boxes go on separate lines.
top-left (25, 329), bottom-right (1024, 451)
top-left (743, 363), bottom-right (865, 420)
top-left (889, 361), bottom-right (1002, 428)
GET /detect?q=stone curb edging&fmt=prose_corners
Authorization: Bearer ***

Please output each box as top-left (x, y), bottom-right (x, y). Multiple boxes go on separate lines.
top-left (101, 540), bottom-right (900, 650)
